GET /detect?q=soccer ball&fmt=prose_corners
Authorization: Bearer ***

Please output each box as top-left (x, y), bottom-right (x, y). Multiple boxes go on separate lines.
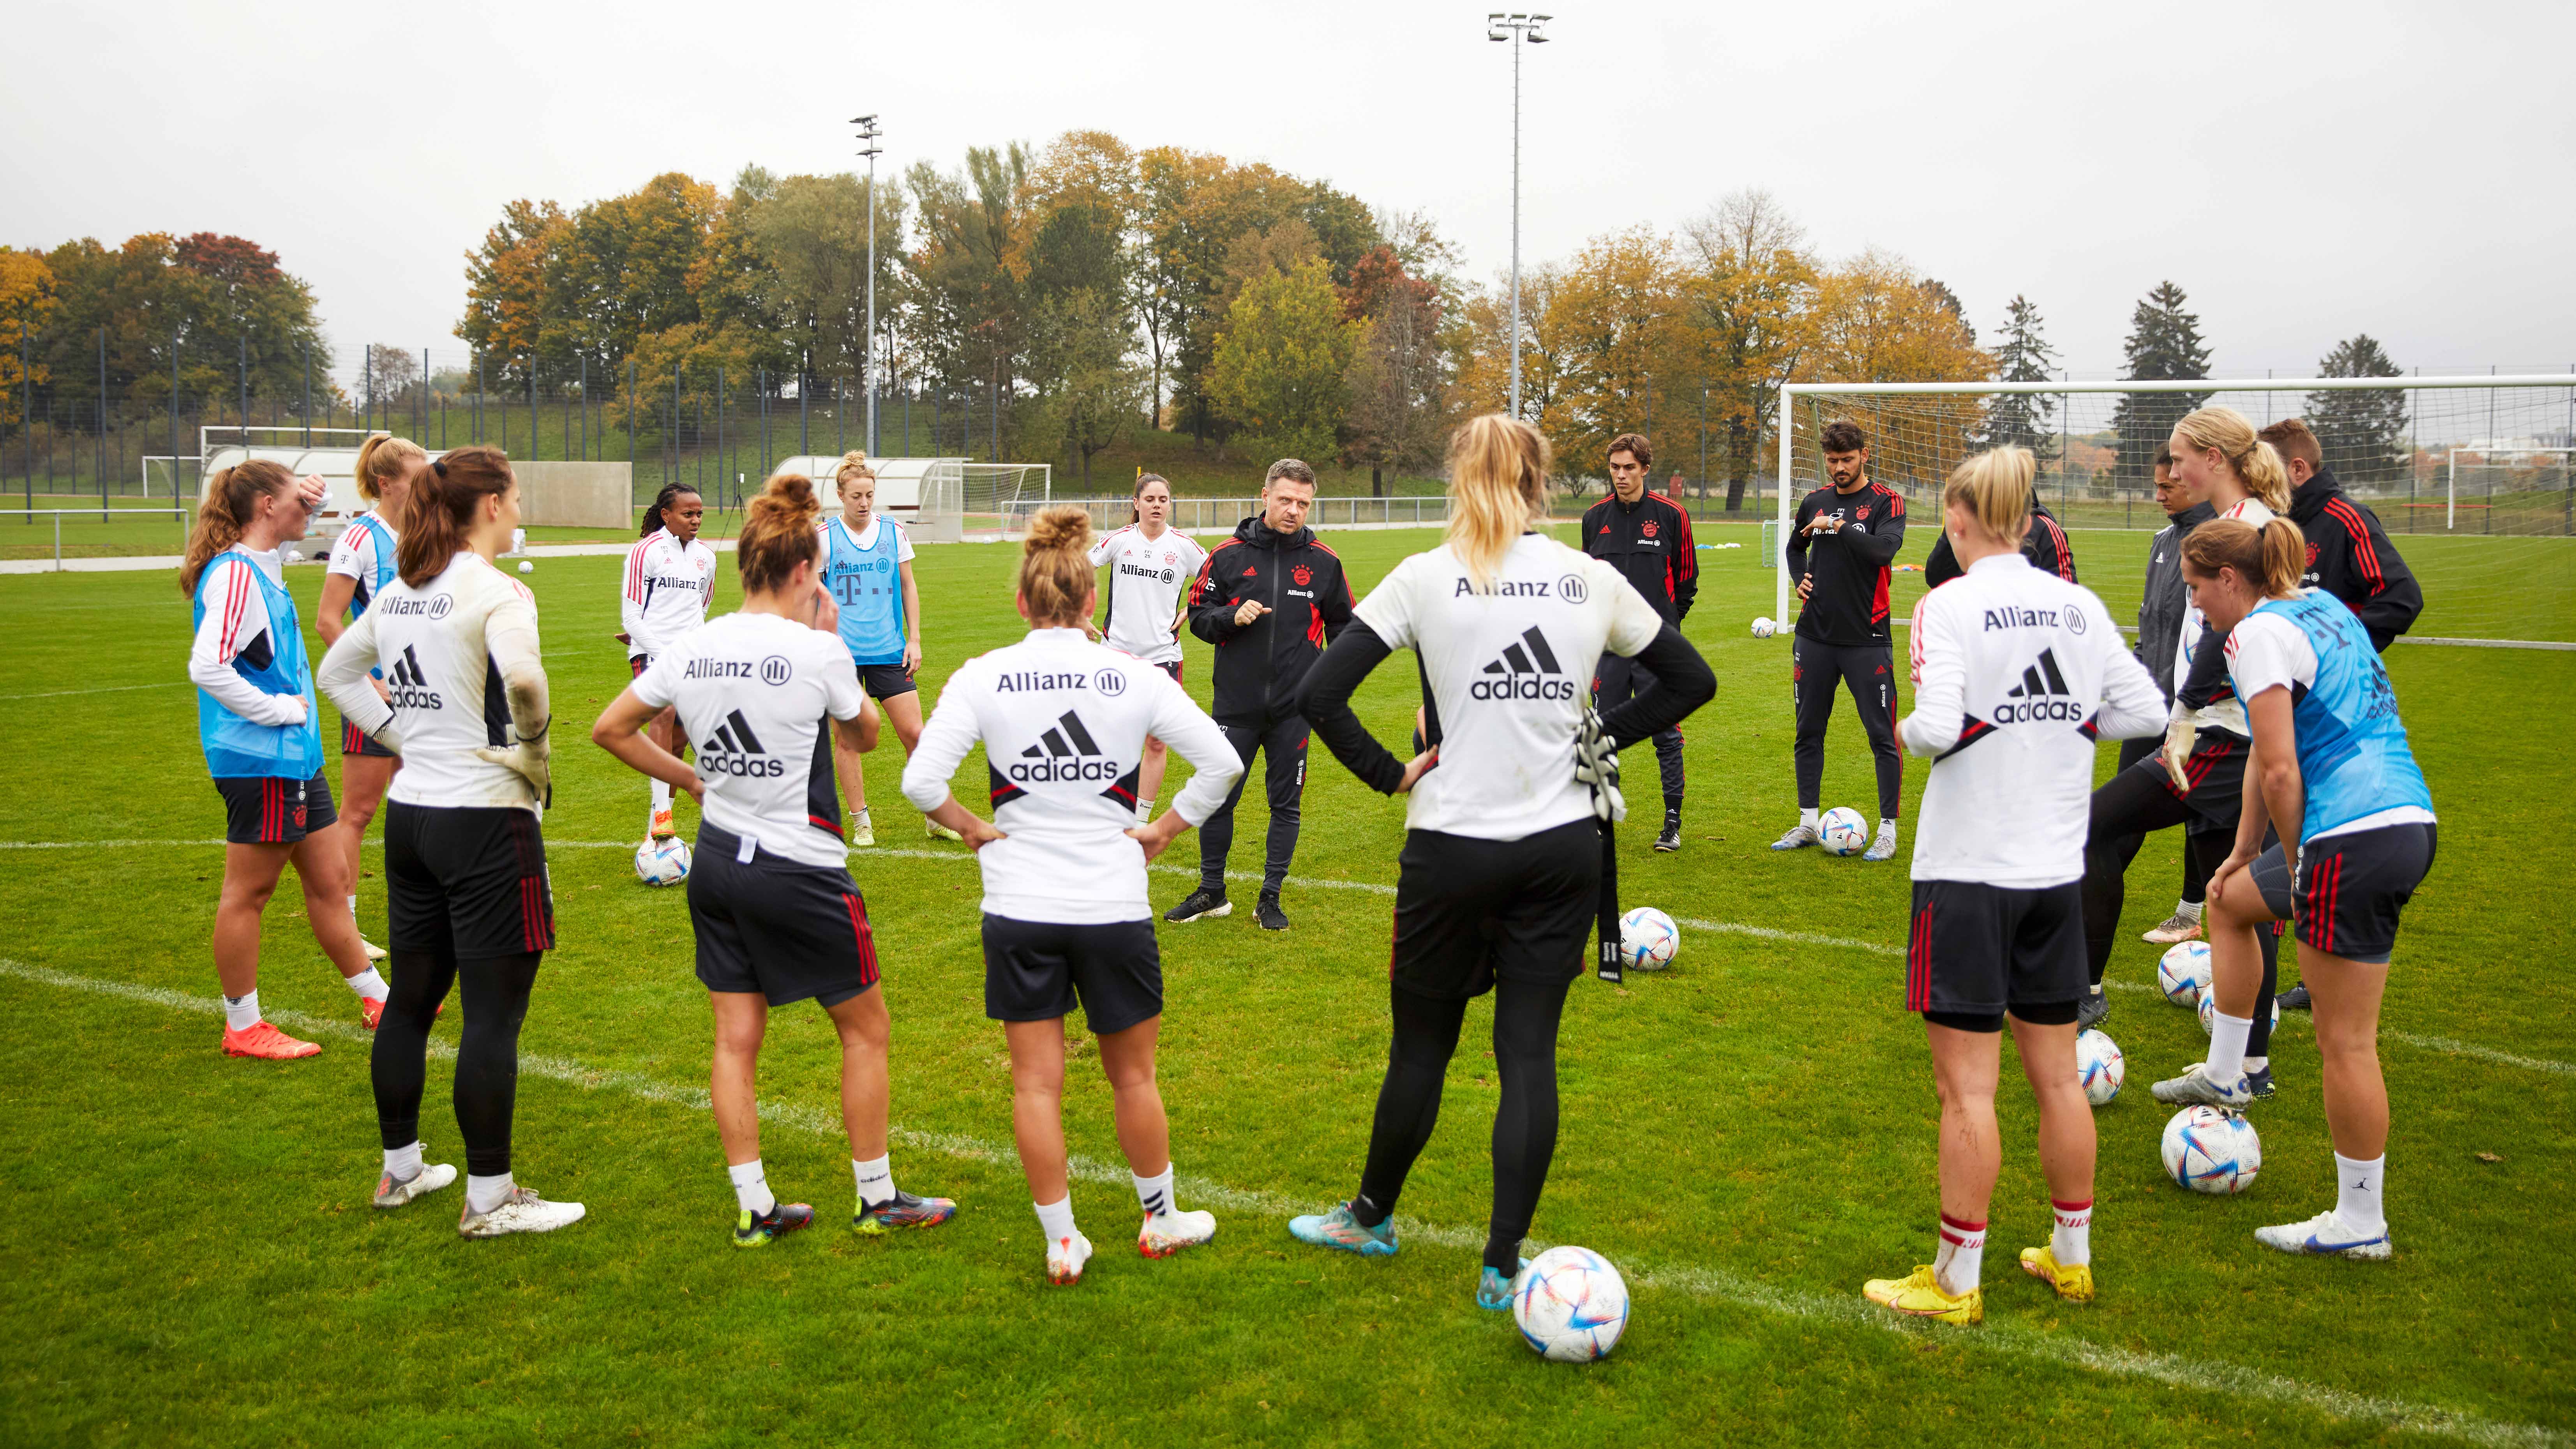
top-left (1512, 1245), bottom-right (1629, 1363)
top-left (1618, 907), bottom-right (1678, 972)
top-left (2161, 1105), bottom-right (2262, 1195)
top-left (1818, 807), bottom-right (1868, 856)
top-left (2075, 1028), bottom-right (2125, 1106)
top-left (2197, 990), bottom-right (2283, 1038)
top-left (634, 835), bottom-right (692, 887)
top-left (1750, 616), bottom-right (1777, 639)
top-left (2157, 941), bottom-right (2212, 1006)
top-left (518, 559), bottom-right (535, 575)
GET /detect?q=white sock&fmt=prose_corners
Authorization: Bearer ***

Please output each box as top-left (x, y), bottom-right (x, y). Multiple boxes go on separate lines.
top-left (1800, 807), bottom-right (1819, 830)
top-left (346, 968), bottom-right (389, 1004)
top-left (347, 893), bottom-right (360, 919)
top-left (2243, 1055), bottom-right (2268, 1074)
top-left (2051, 1198), bottom-right (2093, 1267)
top-left (2089, 983), bottom-right (2104, 999)
top-left (222, 989), bottom-right (261, 1032)
top-left (2177, 898), bottom-right (2204, 922)
top-left (853, 1154), bottom-right (896, 1209)
top-left (651, 778), bottom-right (673, 819)
top-left (2206, 1011), bottom-right (2252, 1083)
top-left (1934, 1213), bottom-right (1986, 1295)
top-left (466, 1172), bottom-right (515, 1215)
top-left (383, 1140), bottom-right (423, 1184)
top-left (2334, 1152), bottom-right (2387, 1235)
top-left (1878, 817), bottom-right (1897, 833)
top-left (1133, 1164), bottom-right (1177, 1222)
top-left (1035, 1195), bottom-right (1077, 1246)
top-left (729, 1158), bottom-right (776, 1216)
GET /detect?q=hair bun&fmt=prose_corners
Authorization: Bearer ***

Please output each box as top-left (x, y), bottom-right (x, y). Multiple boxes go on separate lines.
top-left (1021, 504), bottom-right (1092, 555)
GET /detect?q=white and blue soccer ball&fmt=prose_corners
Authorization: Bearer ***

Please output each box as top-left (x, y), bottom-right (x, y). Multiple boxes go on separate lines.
top-left (2157, 941), bottom-right (2212, 1006)
top-left (1818, 807), bottom-right (1868, 856)
top-left (634, 835), bottom-right (692, 887)
top-left (2076, 1028), bottom-right (2125, 1106)
top-left (1513, 1245), bottom-right (1630, 1363)
top-left (1750, 616), bottom-right (1777, 639)
top-left (2197, 989), bottom-right (2283, 1038)
top-left (2161, 1105), bottom-right (2262, 1195)
top-left (1618, 907), bottom-right (1679, 972)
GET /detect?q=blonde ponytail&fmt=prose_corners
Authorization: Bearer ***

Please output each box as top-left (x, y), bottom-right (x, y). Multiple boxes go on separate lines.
top-left (353, 432), bottom-right (425, 505)
top-left (2175, 406), bottom-right (2293, 514)
top-left (2180, 516), bottom-right (2306, 600)
top-left (1443, 413), bottom-right (1550, 589)
top-left (179, 460), bottom-right (295, 596)
top-left (1017, 505), bottom-right (1095, 626)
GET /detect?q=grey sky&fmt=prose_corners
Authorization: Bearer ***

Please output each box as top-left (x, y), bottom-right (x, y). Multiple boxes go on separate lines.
top-left (6, 0), bottom-right (2568, 385)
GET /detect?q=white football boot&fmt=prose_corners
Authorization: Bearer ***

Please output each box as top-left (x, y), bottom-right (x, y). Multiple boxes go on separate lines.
top-left (1137, 1210), bottom-right (1217, 1259)
top-left (1046, 1230), bottom-right (1096, 1285)
top-left (2254, 1209), bottom-right (2392, 1260)
top-left (374, 1161), bottom-right (457, 1209)
top-left (457, 1184), bottom-right (587, 1238)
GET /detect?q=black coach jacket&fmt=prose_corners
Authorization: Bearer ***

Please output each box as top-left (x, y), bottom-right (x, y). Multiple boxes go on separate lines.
top-left (1187, 515), bottom-right (1355, 726)
top-left (2290, 468), bottom-right (2422, 652)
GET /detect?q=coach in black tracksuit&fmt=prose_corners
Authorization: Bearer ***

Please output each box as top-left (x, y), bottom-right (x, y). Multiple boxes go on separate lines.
top-left (1582, 432), bottom-right (1699, 852)
top-left (1166, 461), bottom-right (1354, 931)
top-left (1778, 424), bottom-right (1907, 857)
top-left (1921, 499), bottom-right (2076, 589)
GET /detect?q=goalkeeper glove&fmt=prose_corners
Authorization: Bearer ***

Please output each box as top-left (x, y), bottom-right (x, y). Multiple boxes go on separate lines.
top-left (2159, 715), bottom-right (2198, 793)
top-left (475, 720), bottom-right (553, 808)
top-left (1574, 708), bottom-right (1627, 824)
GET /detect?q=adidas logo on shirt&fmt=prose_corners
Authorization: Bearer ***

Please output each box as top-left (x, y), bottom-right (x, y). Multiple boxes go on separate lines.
top-left (384, 645), bottom-right (443, 710)
top-left (1008, 709), bottom-right (1126, 783)
top-left (1992, 648), bottom-right (2085, 724)
top-left (1471, 626), bottom-right (1576, 701)
top-left (699, 709), bottom-right (785, 778)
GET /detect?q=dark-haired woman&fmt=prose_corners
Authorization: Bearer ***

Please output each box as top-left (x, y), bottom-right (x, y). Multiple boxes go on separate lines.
top-left (621, 484), bottom-right (718, 841)
top-left (319, 432), bottom-right (427, 963)
top-left (1087, 473), bottom-right (1208, 822)
top-left (321, 447), bottom-right (582, 1236)
top-left (593, 473), bottom-right (956, 1248)
top-left (183, 461), bottom-right (388, 1059)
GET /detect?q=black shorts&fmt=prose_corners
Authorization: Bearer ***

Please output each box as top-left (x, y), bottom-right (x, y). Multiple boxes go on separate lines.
top-left (2252, 822), bottom-right (2437, 966)
top-left (2156, 730), bottom-right (2251, 835)
top-left (981, 914), bottom-right (1162, 1034)
top-left (1906, 879), bottom-right (2086, 1027)
top-left (856, 662), bottom-right (918, 701)
top-left (215, 773), bottom-right (338, 846)
top-left (630, 654), bottom-right (651, 680)
top-left (341, 716), bottom-right (396, 759)
top-left (1390, 818), bottom-right (1602, 1000)
top-left (383, 800), bottom-right (555, 958)
top-left (1156, 660), bottom-right (1183, 684)
top-left (688, 824), bottom-right (880, 1007)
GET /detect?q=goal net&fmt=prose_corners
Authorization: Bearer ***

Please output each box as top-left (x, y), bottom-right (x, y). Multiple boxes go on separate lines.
top-left (1773, 375), bottom-right (2576, 646)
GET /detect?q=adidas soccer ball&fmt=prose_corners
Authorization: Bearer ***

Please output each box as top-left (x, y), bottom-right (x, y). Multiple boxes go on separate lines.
top-left (634, 835), bottom-right (692, 887)
top-left (1618, 907), bottom-right (1679, 971)
top-left (1512, 1245), bottom-right (1629, 1363)
top-left (2075, 1028), bottom-right (2125, 1106)
top-left (2157, 941), bottom-right (2212, 1006)
top-left (2197, 990), bottom-right (2283, 1038)
top-left (1750, 616), bottom-right (1777, 639)
top-left (2161, 1105), bottom-right (2261, 1195)
top-left (1818, 807), bottom-right (1868, 856)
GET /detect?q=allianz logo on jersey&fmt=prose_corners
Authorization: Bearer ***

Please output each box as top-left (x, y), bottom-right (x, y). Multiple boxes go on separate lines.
top-left (699, 709), bottom-right (786, 777)
top-left (1473, 626), bottom-right (1576, 701)
top-left (1992, 648), bottom-right (2086, 724)
top-left (384, 646), bottom-right (443, 710)
top-left (1118, 560), bottom-right (1179, 585)
top-left (1011, 709), bottom-right (1125, 782)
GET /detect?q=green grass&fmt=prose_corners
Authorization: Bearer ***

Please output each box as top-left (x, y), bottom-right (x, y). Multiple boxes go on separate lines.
top-left (2, 528), bottom-right (2572, 1446)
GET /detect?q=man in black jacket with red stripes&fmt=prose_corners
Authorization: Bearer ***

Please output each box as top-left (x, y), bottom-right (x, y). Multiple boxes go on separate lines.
top-left (2259, 419), bottom-right (2424, 650)
top-left (1164, 459), bottom-right (1354, 932)
top-left (1582, 433), bottom-right (1698, 851)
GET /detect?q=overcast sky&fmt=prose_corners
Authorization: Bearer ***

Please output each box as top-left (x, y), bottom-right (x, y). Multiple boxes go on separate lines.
top-left (7, 0), bottom-right (2569, 387)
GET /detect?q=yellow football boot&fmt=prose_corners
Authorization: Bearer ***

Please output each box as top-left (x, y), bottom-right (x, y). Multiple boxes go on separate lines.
top-left (2018, 1245), bottom-right (2095, 1302)
top-left (1861, 1265), bottom-right (1983, 1325)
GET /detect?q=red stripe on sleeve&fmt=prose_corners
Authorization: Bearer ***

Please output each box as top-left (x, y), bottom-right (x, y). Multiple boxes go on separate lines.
top-left (2325, 500), bottom-right (2384, 589)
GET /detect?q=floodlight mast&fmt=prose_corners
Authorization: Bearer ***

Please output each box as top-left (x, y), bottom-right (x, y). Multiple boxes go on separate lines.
top-left (853, 114), bottom-right (884, 454)
top-left (1488, 13), bottom-right (1549, 421)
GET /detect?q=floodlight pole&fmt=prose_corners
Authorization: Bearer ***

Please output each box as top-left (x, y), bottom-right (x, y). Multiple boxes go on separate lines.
top-left (854, 114), bottom-right (884, 456)
top-left (1488, 14), bottom-right (1549, 421)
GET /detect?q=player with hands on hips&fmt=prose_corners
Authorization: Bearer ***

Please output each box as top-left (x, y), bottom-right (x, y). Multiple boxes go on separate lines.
top-left (621, 484), bottom-right (718, 842)
top-left (1087, 473), bottom-right (1209, 823)
top-left (319, 432), bottom-right (429, 965)
top-left (817, 453), bottom-right (941, 846)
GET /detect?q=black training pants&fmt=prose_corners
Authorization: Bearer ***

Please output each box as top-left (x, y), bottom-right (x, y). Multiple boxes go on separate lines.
top-left (1355, 976), bottom-right (1572, 1276)
top-left (1792, 637), bottom-right (1902, 820)
top-left (1198, 715), bottom-right (1307, 897)
top-left (1595, 652), bottom-right (1686, 808)
top-left (2117, 734), bottom-right (2208, 906)
top-left (2079, 766), bottom-right (2276, 1057)
top-left (372, 948), bottom-right (543, 1178)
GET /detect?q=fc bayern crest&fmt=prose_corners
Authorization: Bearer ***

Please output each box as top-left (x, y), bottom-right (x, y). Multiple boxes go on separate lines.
top-left (1292, 565), bottom-right (1312, 586)
top-left (1640, 521), bottom-right (1658, 538)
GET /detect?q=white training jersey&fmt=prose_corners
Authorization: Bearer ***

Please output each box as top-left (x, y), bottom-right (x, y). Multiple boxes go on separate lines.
top-left (1900, 554), bottom-right (2167, 888)
top-left (364, 552), bottom-right (547, 813)
top-left (1354, 533), bottom-right (1666, 842)
top-left (901, 627), bottom-right (1242, 924)
top-left (621, 529), bottom-right (719, 658)
top-left (325, 512), bottom-right (390, 593)
top-left (2173, 495), bottom-right (2275, 739)
top-left (187, 546), bottom-right (304, 727)
top-left (632, 611), bottom-right (866, 870)
top-left (1088, 524), bottom-right (1207, 665)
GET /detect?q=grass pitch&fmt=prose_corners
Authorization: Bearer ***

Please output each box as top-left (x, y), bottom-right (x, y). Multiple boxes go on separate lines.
top-left (2, 526), bottom-right (2571, 1446)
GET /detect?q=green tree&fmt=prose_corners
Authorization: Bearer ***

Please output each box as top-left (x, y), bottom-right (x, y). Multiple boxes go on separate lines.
top-left (1029, 286), bottom-right (1145, 489)
top-left (2307, 334), bottom-right (2408, 485)
top-left (1980, 295), bottom-right (2058, 463)
top-left (1207, 257), bottom-right (1357, 464)
top-left (39, 232), bottom-right (329, 408)
top-left (1341, 247), bottom-right (1447, 495)
top-left (2110, 280), bottom-right (2211, 480)
top-left (457, 200), bottom-right (570, 387)
top-left (904, 144), bottom-right (1031, 433)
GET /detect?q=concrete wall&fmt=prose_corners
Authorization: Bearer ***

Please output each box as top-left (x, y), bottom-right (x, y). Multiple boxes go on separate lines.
top-left (513, 462), bottom-right (632, 529)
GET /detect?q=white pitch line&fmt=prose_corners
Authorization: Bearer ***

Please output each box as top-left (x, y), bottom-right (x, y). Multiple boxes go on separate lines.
top-left (0, 957), bottom-right (2559, 1449)
top-left (0, 681), bottom-right (186, 701)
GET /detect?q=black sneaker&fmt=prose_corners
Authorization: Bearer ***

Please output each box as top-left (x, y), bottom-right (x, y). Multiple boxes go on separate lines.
top-left (1256, 895), bottom-right (1291, 931)
top-left (2245, 1065), bottom-right (2276, 1099)
top-left (2278, 983), bottom-right (2312, 1012)
top-left (2075, 990), bottom-right (2110, 1032)
top-left (1653, 810), bottom-right (1682, 853)
top-left (1164, 888), bottom-right (1230, 923)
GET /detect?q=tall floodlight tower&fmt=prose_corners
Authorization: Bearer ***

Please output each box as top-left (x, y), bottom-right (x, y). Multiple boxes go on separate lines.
top-left (852, 114), bottom-right (885, 454)
top-left (1487, 13), bottom-right (1549, 420)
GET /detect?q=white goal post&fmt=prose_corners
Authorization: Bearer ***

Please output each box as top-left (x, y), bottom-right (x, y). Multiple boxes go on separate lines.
top-left (1771, 374), bottom-right (2576, 621)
